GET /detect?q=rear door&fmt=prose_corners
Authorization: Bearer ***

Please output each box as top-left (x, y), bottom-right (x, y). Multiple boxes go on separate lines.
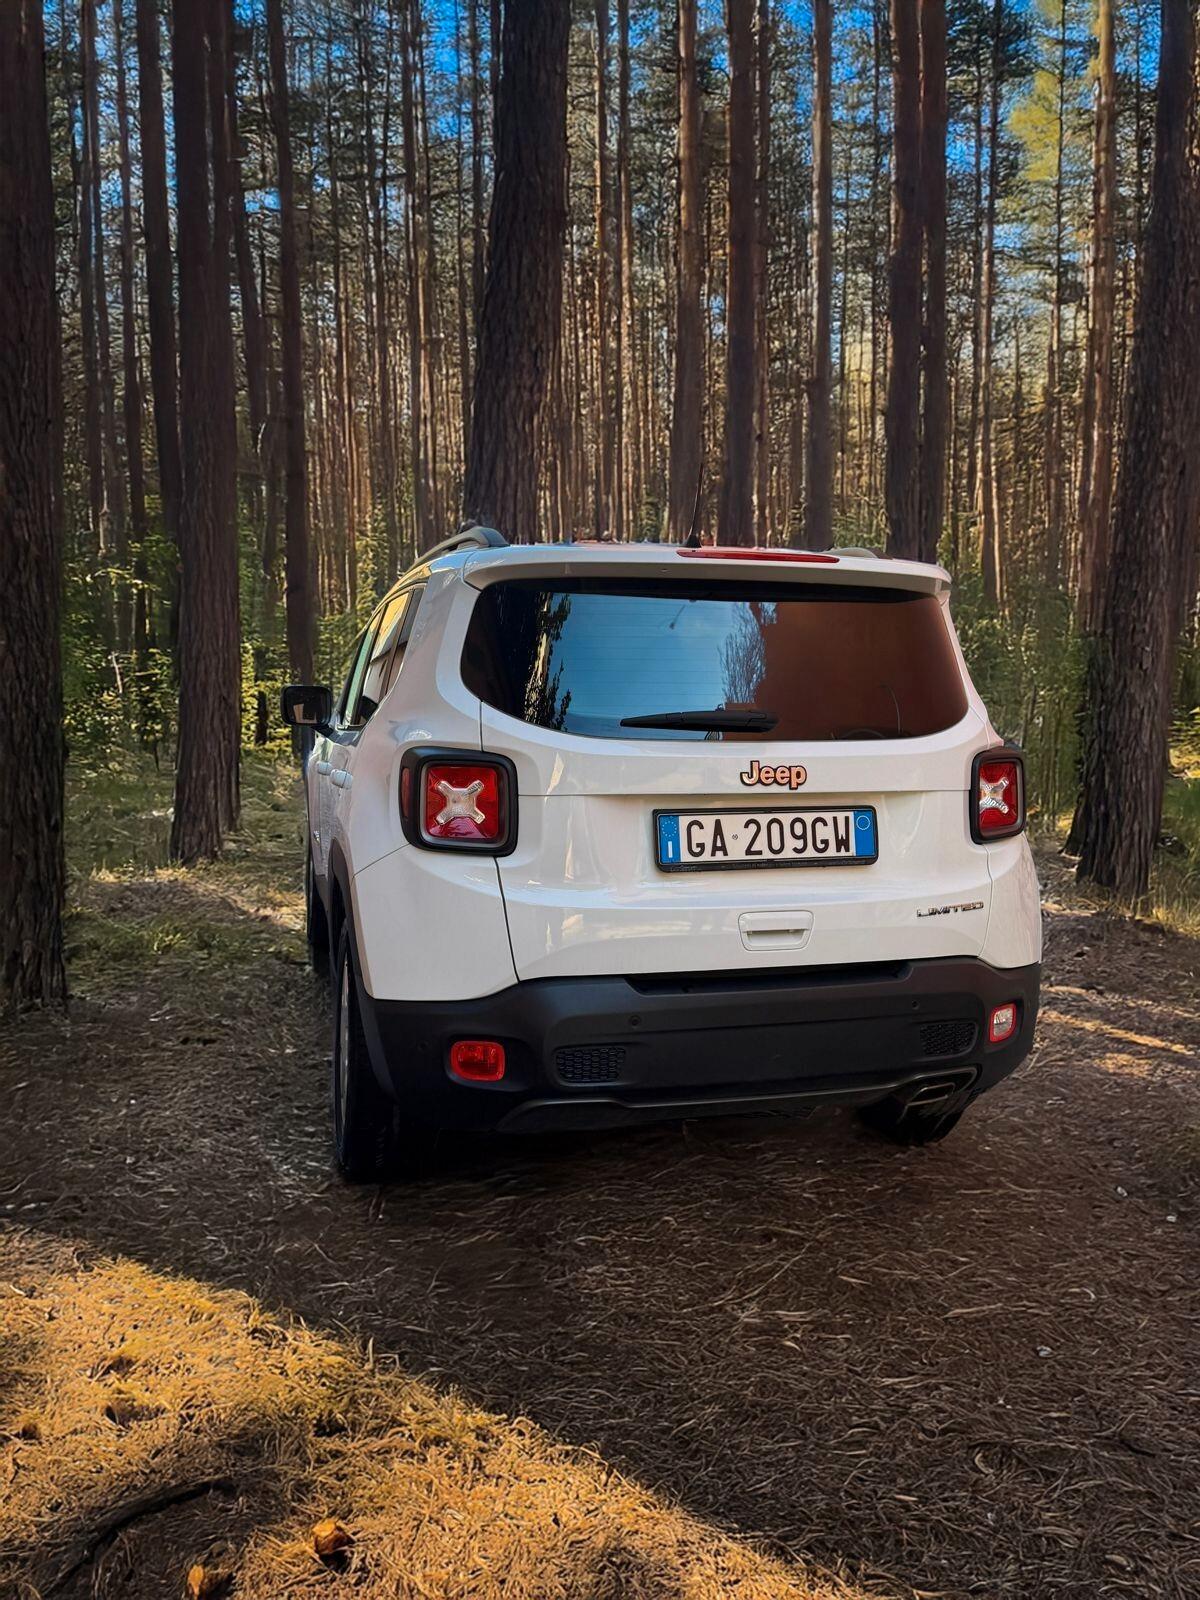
top-left (326, 593), bottom-right (413, 852)
top-left (464, 568), bottom-right (994, 980)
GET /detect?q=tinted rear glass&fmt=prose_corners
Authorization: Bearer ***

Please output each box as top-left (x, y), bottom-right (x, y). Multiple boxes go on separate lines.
top-left (462, 579), bottom-right (968, 741)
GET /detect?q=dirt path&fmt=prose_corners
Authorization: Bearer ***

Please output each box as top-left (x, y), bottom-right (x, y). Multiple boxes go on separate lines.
top-left (2, 798), bottom-right (1198, 1599)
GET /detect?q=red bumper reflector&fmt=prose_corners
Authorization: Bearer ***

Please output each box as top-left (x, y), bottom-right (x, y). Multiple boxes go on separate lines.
top-left (449, 1040), bottom-right (506, 1082)
top-left (988, 1004), bottom-right (1018, 1045)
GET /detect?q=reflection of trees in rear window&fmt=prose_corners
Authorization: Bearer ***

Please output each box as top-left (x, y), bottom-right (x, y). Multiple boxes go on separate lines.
top-left (520, 592), bottom-right (573, 730)
top-left (462, 581), bottom-right (968, 741)
top-left (721, 602), bottom-right (771, 709)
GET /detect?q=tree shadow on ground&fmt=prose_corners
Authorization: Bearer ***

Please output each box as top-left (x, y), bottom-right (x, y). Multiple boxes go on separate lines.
top-left (3, 867), bottom-right (1199, 1599)
top-left (0, 1246), bottom-right (868, 1600)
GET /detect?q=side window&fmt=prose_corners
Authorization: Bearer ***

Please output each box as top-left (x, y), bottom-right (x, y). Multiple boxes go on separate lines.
top-left (337, 622), bottom-right (380, 729)
top-left (383, 584), bottom-right (425, 698)
top-left (355, 593), bottom-right (411, 724)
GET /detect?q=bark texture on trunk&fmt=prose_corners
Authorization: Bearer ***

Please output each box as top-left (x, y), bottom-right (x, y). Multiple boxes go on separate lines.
top-left (463, 0), bottom-right (570, 541)
top-left (170, 0), bottom-right (242, 864)
top-left (1071, 1), bottom-right (1200, 896)
top-left (0, 0), bottom-right (67, 1011)
top-left (667, 0), bottom-right (704, 543)
top-left (267, 0), bottom-right (315, 684)
top-left (803, 0), bottom-right (833, 550)
top-left (885, 0), bottom-right (922, 559)
top-left (717, 0), bottom-right (757, 546)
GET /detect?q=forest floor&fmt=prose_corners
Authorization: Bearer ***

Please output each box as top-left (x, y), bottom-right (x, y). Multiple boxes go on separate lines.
top-left (1, 756), bottom-right (1198, 1600)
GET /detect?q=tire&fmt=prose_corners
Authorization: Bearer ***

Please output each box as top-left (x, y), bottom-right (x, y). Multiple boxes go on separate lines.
top-left (857, 1094), bottom-right (965, 1146)
top-left (305, 848), bottom-right (331, 971)
top-left (331, 925), bottom-right (404, 1182)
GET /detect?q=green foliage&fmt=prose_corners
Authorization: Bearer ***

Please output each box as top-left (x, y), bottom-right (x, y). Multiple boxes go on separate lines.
top-left (949, 574), bottom-right (1085, 825)
top-left (61, 555), bottom-right (175, 758)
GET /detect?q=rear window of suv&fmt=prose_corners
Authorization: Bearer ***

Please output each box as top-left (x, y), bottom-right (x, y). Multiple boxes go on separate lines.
top-left (461, 578), bottom-right (968, 741)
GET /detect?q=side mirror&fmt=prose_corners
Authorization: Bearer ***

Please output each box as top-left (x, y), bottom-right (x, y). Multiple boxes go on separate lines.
top-left (280, 684), bottom-right (333, 730)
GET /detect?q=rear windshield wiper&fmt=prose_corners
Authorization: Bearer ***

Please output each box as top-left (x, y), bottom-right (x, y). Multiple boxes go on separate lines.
top-left (620, 708), bottom-right (779, 732)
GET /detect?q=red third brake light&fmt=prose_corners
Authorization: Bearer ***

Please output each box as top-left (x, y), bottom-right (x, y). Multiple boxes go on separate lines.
top-left (423, 762), bottom-right (504, 844)
top-left (971, 749), bottom-right (1025, 842)
top-left (677, 547), bottom-right (839, 563)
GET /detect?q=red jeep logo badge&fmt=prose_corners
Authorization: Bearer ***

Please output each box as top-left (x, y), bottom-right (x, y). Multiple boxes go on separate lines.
top-left (739, 759), bottom-right (808, 790)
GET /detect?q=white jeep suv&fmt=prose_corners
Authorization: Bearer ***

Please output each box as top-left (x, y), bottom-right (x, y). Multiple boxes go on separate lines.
top-left (282, 526), bottom-right (1041, 1180)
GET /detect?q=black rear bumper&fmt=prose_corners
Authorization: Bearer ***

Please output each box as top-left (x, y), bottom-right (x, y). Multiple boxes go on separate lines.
top-left (354, 955), bottom-right (1040, 1135)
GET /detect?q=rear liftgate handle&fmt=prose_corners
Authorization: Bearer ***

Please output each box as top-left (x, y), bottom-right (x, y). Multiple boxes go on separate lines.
top-left (738, 911), bottom-right (814, 952)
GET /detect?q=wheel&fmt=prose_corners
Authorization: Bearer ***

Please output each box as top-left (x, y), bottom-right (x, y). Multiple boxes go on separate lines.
top-left (857, 1093), bottom-right (965, 1146)
top-left (331, 924), bottom-right (403, 1182)
top-left (305, 848), bottom-right (330, 970)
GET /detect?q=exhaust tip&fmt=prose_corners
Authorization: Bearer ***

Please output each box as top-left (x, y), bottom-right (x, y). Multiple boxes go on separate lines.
top-left (904, 1078), bottom-right (963, 1109)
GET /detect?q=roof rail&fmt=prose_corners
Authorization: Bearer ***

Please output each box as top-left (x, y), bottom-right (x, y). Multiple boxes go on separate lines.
top-left (417, 522), bottom-right (509, 565)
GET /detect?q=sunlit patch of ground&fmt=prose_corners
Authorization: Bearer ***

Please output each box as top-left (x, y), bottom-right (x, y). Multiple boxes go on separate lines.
top-left (0, 1238), bottom-right (876, 1600)
top-left (64, 755), bottom-right (307, 995)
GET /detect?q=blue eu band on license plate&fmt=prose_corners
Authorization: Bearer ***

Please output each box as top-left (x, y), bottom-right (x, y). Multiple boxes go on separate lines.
top-left (655, 806), bottom-right (878, 871)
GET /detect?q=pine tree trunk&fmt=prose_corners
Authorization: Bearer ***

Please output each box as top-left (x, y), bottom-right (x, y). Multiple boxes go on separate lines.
top-left (170, 0), bottom-right (242, 863)
top-left (267, 0), bottom-right (315, 685)
top-left (918, 0), bottom-right (947, 565)
top-left (0, 0), bottom-right (68, 1013)
top-left (400, 0), bottom-right (432, 553)
top-left (134, 0), bottom-right (182, 568)
top-left (885, 0), bottom-right (922, 559)
top-left (468, 0), bottom-right (486, 350)
top-left (867, 8), bottom-right (883, 510)
top-left (1077, 0), bottom-right (1118, 630)
top-left (717, 0), bottom-right (757, 546)
top-left (593, 0), bottom-right (613, 535)
top-left (967, 49), bottom-right (984, 524)
top-left (667, 0), bottom-right (704, 543)
top-left (82, 0), bottom-right (128, 575)
top-left (1043, 0), bottom-right (1069, 583)
top-left (1071, 0), bottom-right (1200, 896)
top-left (978, 0), bottom-right (1003, 607)
top-left (414, 20), bottom-right (443, 537)
top-left (803, 0), bottom-right (833, 550)
top-left (227, 17), bottom-right (269, 470)
top-left (463, 0), bottom-right (570, 540)
top-left (836, 122), bottom-right (853, 511)
top-left (113, 0), bottom-right (149, 663)
top-left (616, 0), bottom-right (637, 537)
top-left (77, 0), bottom-right (104, 552)
top-left (359, 12), bottom-right (400, 585)
top-left (754, 0), bottom-right (772, 547)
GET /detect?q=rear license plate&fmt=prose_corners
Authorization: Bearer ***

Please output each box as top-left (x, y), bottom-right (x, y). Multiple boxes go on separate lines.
top-left (654, 806), bottom-right (878, 872)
